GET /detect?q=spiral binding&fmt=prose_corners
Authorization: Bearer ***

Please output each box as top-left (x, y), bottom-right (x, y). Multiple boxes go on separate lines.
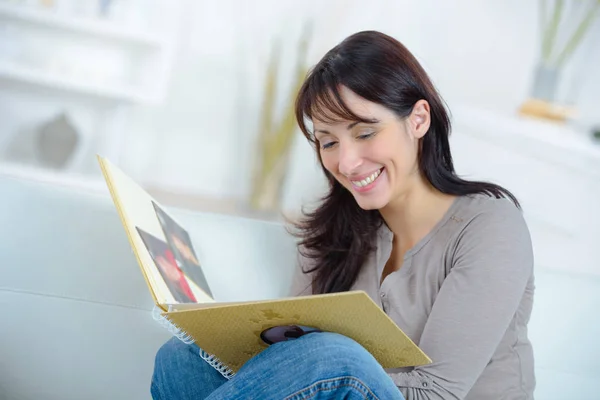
top-left (151, 305), bottom-right (236, 380)
top-left (151, 305), bottom-right (195, 344)
top-left (199, 349), bottom-right (236, 379)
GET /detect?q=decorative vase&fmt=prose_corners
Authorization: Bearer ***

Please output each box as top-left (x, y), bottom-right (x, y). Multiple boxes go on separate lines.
top-left (530, 63), bottom-right (561, 102)
top-left (520, 1), bottom-right (599, 122)
top-left (35, 112), bottom-right (80, 169)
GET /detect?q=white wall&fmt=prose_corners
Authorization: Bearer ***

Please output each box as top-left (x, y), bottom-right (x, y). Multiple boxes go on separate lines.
top-left (121, 0), bottom-right (599, 212)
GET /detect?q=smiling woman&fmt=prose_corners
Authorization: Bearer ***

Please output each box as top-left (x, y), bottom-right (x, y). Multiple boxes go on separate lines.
top-left (150, 30), bottom-right (535, 400)
top-left (293, 30), bottom-right (520, 294)
top-left (290, 30), bottom-right (535, 399)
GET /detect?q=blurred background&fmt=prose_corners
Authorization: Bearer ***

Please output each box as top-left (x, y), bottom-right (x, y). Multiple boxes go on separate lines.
top-left (0, 0), bottom-right (599, 258)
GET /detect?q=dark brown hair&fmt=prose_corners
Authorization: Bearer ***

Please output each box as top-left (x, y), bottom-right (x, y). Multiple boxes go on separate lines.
top-left (292, 30), bottom-right (519, 294)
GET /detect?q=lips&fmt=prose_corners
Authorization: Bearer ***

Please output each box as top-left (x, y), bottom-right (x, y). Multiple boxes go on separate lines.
top-left (350, 167), bottom-right (384, 191)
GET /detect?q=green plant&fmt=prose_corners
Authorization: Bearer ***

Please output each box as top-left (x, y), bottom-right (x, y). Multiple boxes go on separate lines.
top-left (540, 0), bottom-right (600, 68)
top-left (249, 23), bottom-right (312, 212)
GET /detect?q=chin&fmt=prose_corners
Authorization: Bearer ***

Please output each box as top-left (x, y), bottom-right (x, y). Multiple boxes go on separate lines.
top-left (352, 195), bottom-right (389, 211)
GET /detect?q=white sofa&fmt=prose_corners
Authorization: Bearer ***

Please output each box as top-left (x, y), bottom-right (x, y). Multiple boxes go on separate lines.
top-left (0, 173), bottom-right (298, 400)
top-left (1, 172), bottom-right (598, 399)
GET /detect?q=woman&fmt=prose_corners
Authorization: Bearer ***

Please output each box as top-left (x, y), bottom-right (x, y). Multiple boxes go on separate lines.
top-left (151, 30), bottom-right (535, 400)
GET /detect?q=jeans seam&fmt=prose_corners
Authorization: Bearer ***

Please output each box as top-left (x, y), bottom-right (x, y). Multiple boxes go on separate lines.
top-left (283, 376), bottom-right (380, 400)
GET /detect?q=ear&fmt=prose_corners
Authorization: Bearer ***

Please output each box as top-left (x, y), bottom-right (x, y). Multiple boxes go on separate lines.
top-left (408, 100), bottom-right (431, 139)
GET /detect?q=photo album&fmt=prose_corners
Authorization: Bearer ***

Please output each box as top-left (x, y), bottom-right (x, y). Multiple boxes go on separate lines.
top-left (96, 155), bottom-right (431, 378)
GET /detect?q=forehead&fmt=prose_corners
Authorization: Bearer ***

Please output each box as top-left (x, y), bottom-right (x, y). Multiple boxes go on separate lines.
top-left (312, 86), bottom-right (391, 129)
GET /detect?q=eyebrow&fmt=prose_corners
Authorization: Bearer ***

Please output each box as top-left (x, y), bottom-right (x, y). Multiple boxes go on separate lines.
top-left (315, 119), bottom-right (380, 135)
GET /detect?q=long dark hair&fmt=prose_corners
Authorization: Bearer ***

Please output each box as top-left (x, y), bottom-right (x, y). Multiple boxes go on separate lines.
top-left (292, 30), bottom-right (519, 295)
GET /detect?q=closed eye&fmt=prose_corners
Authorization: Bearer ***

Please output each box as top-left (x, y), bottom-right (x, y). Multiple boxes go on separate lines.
top-left (321, 141), bottom-right (337, 150)
top-left (358, 132), bottom-right (375, 140)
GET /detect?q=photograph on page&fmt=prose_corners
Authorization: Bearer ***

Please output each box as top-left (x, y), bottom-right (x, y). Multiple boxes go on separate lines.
top-left (136, 227), bottom-right (199, 304)
top-left (152, 201), bottom-right (214, 299)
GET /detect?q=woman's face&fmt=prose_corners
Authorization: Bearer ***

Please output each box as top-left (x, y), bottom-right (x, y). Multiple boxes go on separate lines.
top-left (313, 86), bottom-right (430, 211)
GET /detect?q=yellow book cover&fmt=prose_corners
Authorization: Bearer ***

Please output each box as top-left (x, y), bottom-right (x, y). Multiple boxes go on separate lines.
top-left (96, 155), bottom-right (431, 375)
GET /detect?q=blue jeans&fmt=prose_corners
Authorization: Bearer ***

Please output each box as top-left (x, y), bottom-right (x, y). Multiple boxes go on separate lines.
top-left (151, 332), bottom-right (405, 400)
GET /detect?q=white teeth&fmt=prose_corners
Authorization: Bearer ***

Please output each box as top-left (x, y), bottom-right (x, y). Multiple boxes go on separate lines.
top-left (352, 169), bottom-right (382, 188)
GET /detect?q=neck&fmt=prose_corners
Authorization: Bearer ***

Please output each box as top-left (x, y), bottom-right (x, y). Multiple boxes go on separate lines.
top-left (379, 176), bottom-right (456, 249)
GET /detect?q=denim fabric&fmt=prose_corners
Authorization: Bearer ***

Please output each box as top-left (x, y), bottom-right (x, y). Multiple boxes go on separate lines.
top-left (151, 332), bottom-right (404, 400)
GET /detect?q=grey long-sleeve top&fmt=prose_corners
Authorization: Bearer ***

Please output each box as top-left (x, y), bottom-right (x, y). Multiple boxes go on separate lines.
top-left (290, 194), bottom-right (535, 400)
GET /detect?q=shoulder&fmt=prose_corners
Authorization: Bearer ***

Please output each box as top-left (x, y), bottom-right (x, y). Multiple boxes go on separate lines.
top-left (454, 193), bottom-right (529, 235)
top-left (449, 194), bottom-right (533, 272)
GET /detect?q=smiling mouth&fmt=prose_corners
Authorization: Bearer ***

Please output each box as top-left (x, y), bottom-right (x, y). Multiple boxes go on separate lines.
top-left (350, 168), bottom-right (384, 188)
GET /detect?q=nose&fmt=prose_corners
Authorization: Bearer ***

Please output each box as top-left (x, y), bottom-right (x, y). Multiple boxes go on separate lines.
top-left (338, 142), bottom-right (363, 177)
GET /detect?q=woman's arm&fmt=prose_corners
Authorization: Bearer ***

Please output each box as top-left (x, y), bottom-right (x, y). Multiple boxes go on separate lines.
top-left (389, 201), bottom-right (534, 400)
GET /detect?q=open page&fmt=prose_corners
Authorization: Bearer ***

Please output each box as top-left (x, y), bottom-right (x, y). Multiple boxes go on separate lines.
top-left (97, 155), bottom-right (214, 307)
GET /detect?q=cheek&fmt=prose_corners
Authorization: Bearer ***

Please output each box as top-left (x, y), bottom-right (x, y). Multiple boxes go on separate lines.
top-left (377, 137), bottom-right (417, 174)
top-left (319, 152), bottom-right (338, 174)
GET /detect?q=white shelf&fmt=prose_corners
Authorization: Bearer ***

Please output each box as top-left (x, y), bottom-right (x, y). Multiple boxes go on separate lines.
top-left (0, 3), bottom-right (165, 47)
top-left (0, 61), bottom-right (157, 103)
top-left (0, 161), bottom-right (108, 193)
top-left (451, 103), bottom-right (600, 177)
